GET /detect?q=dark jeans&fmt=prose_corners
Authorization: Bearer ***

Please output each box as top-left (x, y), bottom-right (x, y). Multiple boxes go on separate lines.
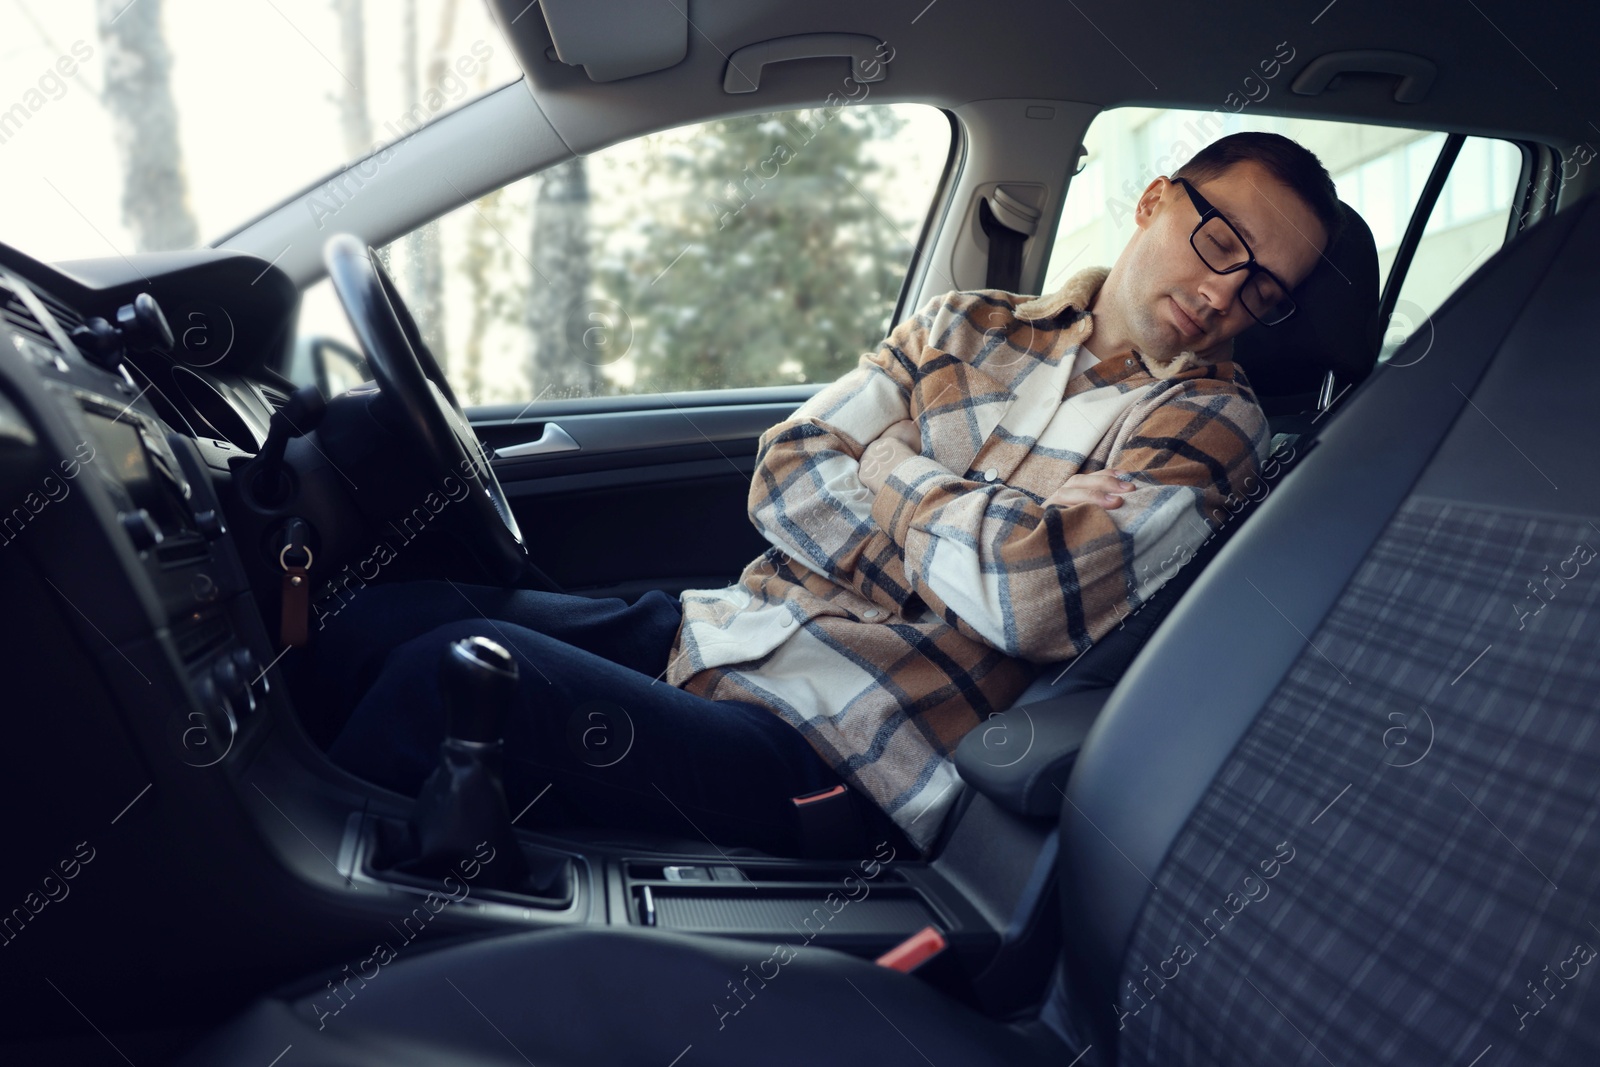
top-left (312, 581), bottom-right (857, 855)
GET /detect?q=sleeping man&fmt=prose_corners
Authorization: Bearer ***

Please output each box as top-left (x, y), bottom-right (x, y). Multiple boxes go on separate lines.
top-left (317, 131), bottom-right (1342, 856)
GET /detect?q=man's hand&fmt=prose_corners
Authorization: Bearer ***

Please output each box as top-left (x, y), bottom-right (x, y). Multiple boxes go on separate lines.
top-left (859, 420), bottom-right (921, 495)
top-left (1043, 469), bottom-right (1137, 509)
top-left (877, 419), bottom-right (921, 452)
top-left (860, 439), bottom-right (915, 495)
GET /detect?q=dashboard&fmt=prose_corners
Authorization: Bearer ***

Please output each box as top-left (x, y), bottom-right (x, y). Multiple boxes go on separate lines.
top-left (0, 242), bottom-right (295, 777)
top-left (0, 238), bottom-right (449, 1033)
top-left (0, 234), bottom-right (536, 765)
top-left (0, 232), bottom-right (574, 1045)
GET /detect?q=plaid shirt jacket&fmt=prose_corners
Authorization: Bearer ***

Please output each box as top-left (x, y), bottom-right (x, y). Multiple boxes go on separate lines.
top-left (667, 267), bottom-right (1272, 851)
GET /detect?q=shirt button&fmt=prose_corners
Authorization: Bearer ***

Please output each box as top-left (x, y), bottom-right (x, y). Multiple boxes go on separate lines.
top-left (1125, 357), bottom-right (1135, 367)
top-left (984, 468), bottom-right (999, 481)
top-left (779, 614), bottom-right (794, 628)
top-left (862, 608), bottom-right (882, 619)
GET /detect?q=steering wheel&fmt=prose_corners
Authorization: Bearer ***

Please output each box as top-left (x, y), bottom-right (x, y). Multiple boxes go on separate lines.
top-left (323, 233), bottom-right (560, 591)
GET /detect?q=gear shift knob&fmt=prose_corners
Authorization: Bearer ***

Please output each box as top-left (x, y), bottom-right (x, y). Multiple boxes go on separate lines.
top-left (397, 634), bottom-right (534, 893)
top-left (441, 635), bottom-right (518, 743)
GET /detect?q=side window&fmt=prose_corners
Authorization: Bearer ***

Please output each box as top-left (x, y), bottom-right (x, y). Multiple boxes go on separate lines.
top-left (1043, 107), bottom-right (1522, 362)
top-left (1376, 135), bottom-right (1522, 360)
top-left (296, 103), bottom-right (950, 405)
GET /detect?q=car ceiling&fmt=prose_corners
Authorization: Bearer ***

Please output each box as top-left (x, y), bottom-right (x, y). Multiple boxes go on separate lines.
top-left (217, 0), bottom-right (1596, 287)
top-left (494, 0), bottom-right (1597, 147)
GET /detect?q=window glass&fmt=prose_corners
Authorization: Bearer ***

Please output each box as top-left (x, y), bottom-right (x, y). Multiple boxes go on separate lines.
top-left (1384, 136), bottom-right (1522, 359)
top-left (1043, 106), bottom-right (1521, 365)
top-left (298, 103), bottom-right (949, 406)
top-left (0, 0), bottom-right (518, 260)
top-left (1045, 106), bottom-right (1435, 296)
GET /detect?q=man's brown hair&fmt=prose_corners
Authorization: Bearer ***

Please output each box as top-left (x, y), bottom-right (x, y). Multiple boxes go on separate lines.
top-left (1173, 131), bottom-right (1345, 249)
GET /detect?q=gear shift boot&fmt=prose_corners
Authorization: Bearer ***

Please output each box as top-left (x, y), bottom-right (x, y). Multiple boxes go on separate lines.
top-left (393, 738), bottom-right (532, 891)
top-left (370, 635), bottom-right (573, 902)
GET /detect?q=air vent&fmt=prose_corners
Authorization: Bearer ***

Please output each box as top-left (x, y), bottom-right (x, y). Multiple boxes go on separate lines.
top-left (123, 361), bottom-right (201, 438)
top-left (32, 287), bottom-right (84, 333)
top-left (1, 286), bottom-right (55, 347)
top-left (258, 386), bottom-right (291, 413)
top-left (155, 536), bottom-right (212, 569)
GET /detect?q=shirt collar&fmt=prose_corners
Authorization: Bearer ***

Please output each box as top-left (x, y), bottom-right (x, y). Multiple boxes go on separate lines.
top-left (1013, 265), bottom-right (1236, 379)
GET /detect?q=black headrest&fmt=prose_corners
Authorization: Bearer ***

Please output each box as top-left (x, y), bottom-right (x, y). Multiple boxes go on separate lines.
top-left (1230, 199), bottom-right (1381, 406)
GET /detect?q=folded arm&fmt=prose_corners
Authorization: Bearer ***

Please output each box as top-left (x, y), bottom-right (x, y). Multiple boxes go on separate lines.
top-left (746, 297), bottom-right (943, 606)
top-left (866, 379), bottom-right (1269, 661)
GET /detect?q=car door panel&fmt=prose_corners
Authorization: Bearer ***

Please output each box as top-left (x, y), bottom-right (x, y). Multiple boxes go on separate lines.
top-left (474, 398), bottom-right (809, 599)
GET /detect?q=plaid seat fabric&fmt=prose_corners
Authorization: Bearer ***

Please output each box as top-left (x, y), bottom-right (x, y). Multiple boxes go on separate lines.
top-left (1118, 496), bottom-right (1600, 1066)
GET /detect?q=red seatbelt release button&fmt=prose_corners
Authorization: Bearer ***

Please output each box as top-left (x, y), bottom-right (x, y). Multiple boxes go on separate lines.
top-left (792, 784), bottom-right (847, 806)
top-left (875, 925), bottom-right (947, 973)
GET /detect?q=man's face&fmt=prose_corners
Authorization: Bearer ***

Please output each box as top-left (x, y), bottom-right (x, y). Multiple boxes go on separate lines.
top-left (1117, 160), bottom-right (1328, 362)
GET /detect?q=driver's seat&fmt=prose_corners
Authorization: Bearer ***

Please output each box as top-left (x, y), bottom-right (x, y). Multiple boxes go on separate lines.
top-left (179, 171), bottom-right (1600, 1067)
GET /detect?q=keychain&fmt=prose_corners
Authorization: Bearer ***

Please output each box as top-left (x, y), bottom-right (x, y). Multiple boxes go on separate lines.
top-left (280, 534), bottom-right (314, 648)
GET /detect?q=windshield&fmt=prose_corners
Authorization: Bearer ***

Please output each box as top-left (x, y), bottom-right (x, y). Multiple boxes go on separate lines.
top-left (0, 0), bottom-right (519, 263)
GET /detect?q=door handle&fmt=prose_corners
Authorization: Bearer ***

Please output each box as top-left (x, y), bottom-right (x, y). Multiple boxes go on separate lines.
top-left (495, 422), bottom-right (580, 459)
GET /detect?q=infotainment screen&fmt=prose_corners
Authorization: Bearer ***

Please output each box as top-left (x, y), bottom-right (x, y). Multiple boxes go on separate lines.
top-left (82, 409), bottom-right (194, 537)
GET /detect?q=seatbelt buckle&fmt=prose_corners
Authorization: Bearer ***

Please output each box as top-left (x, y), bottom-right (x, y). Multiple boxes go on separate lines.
top-left (875, 925), bottom-right (947, 973)
top-left (876, 924), bottom-right (974, 1002)
top-left (790, 783), bottom-right (866, 859)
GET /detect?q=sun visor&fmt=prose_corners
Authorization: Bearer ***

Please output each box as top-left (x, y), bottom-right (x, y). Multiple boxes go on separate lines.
top-left (536, 0), bottom-right (689, 82)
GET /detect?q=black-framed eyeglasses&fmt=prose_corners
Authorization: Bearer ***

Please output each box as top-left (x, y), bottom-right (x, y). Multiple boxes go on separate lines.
top-left (1170, 176), bottom-right (1297, 327)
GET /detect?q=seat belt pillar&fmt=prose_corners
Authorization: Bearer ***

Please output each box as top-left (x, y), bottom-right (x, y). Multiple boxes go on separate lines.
top-left (977, 189), bottom-right (1037, 292)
